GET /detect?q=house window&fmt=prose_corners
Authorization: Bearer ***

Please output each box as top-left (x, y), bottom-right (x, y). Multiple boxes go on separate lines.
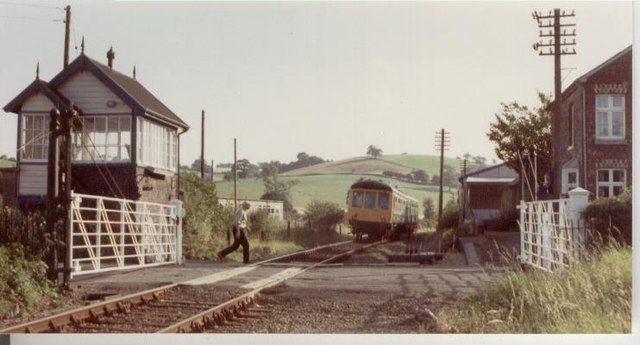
top-left (596, 169), bottom-right (626, 198)
top-left (20, 113), bottom-right (49, 161)
top-left (595, 95), bottom-right (625, 140)
top-left (72, 116), bottom-right (131, 162)
top-left (136, 117), bottom-right (178, 171)
top-left (561, 168), bottom-right (579, 194)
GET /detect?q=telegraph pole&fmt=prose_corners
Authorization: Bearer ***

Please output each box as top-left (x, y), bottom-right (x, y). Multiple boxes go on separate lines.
top-left (63, 5), bottom-right (71, 68)
top-left (435, 129), bottom-right (450, 220)
top-left (200, 110), bottom-right (205, 179)
top-left (533, 8), bottom-right (576, 197)
top-left (459, 159), bottom-right (467, 225)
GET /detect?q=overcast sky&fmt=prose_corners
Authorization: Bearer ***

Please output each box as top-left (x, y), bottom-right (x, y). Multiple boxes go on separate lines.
top-left (0, 1), bottom-right (633, 167)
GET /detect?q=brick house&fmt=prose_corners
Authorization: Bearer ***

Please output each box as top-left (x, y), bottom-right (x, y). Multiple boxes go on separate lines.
top-left (551, 46), bottom-right (632, 198)
top-left (2, 48), bottom-right (189, 207)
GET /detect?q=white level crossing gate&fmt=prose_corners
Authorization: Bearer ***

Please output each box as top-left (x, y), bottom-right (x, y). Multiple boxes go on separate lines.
top-left (68, 192), bottom-right (184, 278)
top-left (518, 188), bottom-right (589, 271)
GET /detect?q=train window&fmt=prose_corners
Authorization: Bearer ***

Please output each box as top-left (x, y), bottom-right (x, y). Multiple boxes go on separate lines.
top-left (365, 191), bottom-right (377, 209)
top-left (378, 192), bottom-right (389, 209)
top-left (352, 191), bottom-right (363, 208)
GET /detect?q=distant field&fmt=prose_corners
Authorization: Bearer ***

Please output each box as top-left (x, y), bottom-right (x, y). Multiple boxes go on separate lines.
top-left (0, 160), bottom-right (15, 168)
top-left (379, 154), bottom-right (462, 175)
top-left (213, 174), bottom-right (457, 211)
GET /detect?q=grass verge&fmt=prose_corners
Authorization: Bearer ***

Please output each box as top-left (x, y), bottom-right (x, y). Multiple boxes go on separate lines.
top-left (435, 242), bottom-right (632, 333)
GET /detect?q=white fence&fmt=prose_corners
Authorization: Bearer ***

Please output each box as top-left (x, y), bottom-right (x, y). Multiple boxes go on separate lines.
top-left (68, 192), bottom-right (184, 278)
top-left (518, 188), bottom-right (589, 271)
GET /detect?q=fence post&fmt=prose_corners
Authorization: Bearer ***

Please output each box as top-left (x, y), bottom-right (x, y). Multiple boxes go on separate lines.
top-left (170, 199), bottom-right (184, 264)
top-left (518, 200), bottom-right (526, 264)
top-left (568, 187), bottom-right (590, 250)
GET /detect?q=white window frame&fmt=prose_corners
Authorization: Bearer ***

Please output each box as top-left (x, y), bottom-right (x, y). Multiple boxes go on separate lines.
top-left (561, 168), bottom-right (579, 194)
top-left (136, 117), bottom-right (178, 172)
top-left (596, 168), bottom-right (626, 198)
top-left (595, 95), bottom-right (625, 140)
top-left (20, 113), bottom-right (50, 162)
top-left (72, 115), bottom-right (132, 163)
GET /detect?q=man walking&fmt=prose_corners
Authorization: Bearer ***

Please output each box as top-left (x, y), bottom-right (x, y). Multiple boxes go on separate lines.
top-left (218, 201), bottom-right (251, 264)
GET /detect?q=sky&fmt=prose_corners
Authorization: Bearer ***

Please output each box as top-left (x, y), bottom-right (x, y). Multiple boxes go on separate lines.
top-left (0, 1), bottom-right (633, 168)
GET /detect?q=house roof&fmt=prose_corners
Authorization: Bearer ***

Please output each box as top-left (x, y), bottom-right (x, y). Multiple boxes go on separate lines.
top-left (4, 53), bottom-right (189, 130)
top-left (3, 78), bottom-right (73, 114)
top-left (551, 45), bottom-right (632, 106)
top-left (459, 163), bottom-right (519, 184)
top-left (49, 54), bottom-right (189, 129)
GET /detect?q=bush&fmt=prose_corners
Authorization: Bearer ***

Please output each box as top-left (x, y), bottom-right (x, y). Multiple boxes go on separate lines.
top-left (437, 200), bottom-right (459, 231)
top-left (303, 200), bottom-right (345, 234)
top-left (485, 209), bottom-right (519, 232)
top-left (248, 209), bottom-right (280, 241)
top-left (0, 245), bottom-right (60, 318)
top-left (582, 189), bottom-right (632, 245)
top-left (180, 172), bottom-right (231, 258)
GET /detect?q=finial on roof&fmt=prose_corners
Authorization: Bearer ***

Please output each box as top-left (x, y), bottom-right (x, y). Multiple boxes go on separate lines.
top-left (133, 65), bottom-right (136, 80)
top-left (81, 37), bottom-right (85, 54)
top-left (36, 61), bottom-right (40, 80)
top-left (107, 46), bottom-right (115, 68)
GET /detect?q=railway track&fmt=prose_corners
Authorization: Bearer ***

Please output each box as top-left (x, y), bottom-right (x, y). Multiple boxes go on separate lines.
top-left (0, 239), bottom-right (387, 334)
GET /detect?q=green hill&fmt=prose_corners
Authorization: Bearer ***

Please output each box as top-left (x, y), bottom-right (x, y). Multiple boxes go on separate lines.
top-left (0, 159), bottom-right (16, 168)
top-left (281, 154), bottom-right (463, 178)
top-left (213, 174), bottom-right (457, 212)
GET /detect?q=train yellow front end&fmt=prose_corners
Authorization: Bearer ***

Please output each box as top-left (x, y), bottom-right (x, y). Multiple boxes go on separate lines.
top-left (347, 180), bottom-right (418, 241)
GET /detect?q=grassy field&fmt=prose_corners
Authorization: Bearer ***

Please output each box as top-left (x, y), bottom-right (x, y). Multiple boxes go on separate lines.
top-left (380, 154), bottom-right (462, 175)
top-left (0, 159), bottom-right (15, 168)
top-left (213, 174), bottom-right (457, 211)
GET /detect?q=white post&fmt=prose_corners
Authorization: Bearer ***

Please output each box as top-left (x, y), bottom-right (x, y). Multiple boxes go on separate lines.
top-left (170, 199), bottom-right (184, 265)
top-left (120, 200), bottom-right (126, 267)
top-left (568, 187), bottom-right (590, 255)
top-left (96, 199), bottom-right (102, 269)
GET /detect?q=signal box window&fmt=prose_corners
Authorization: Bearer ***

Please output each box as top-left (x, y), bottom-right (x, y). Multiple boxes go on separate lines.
top-left (365, 191), bottom-right (377, 209)
top-left (352, 191), bottom-right (363, 208)
top-left (378, 192), bottom-right (389, 210)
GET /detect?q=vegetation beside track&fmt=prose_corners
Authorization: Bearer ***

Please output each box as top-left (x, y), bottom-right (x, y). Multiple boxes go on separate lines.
top-left (0, 245), bottom-right (61, 319)
top-left (435, 241), bottom-right (632, 333)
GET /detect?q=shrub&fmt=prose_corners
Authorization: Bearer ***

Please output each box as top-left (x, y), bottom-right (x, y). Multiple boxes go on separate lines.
top-left (0, 245), bottom-right (60, 318)
top-left (437, 200), bottom-right (459, 231)
top-left (582, 189), bottom-right (632, 245)
top-left (180, 171), bottom-right (231, 258)
top-left (303, 200), bottom-right (345, 234)
top-left (248, 209), bottom-right (280, 241)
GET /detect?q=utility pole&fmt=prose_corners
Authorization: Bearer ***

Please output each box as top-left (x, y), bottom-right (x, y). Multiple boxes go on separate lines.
top-left (434, 129), bottom-right (450, 220)
top-left (459, 159), bottom-right (467, 226)
top-left (63, 6), bottom-right (71, 68)
top-left (533, 8), bottom-right (576, 197)
top-left (200, 110), bottom-right (205, 179)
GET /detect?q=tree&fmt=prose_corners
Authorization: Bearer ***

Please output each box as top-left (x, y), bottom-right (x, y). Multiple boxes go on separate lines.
top-left (235, 159), bottom-right (259, 179)
top-left (262, 172), bottom-right (298, 213)
top-left (260, 161), bottom-right (280, 178)
top-left (413, 169), bottom-right (429, 184)
top-left (423, 197), bottom-right (436, 229)
top-left (487, 92), bottom-right (552, 186)
top-left (367, 145), bottom-right (382, 159)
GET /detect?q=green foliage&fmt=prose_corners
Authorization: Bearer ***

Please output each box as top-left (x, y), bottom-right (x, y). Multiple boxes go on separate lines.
top-left (422, 197), bottom-right (436, 229)
top-left (0, 245), bottom-right (60, 317)
top-left (180, 171), bottom-right (232, 258)
top-left (303, 200), bottom-right (345, 234)
top-left (262, 172), bottom-right (298, 213)
top-left (487, 92), bottom-right (551, 183)
top-left (248, 209), bottom-right (280, 241)
top-left (366, 145), bottom-right (382, 159)
top-left (437, 200), bottom-right (459, 231)
top-left (582, 189), bottom-right (632, 245)
top-left (439, 243), bottom-right (631, 333)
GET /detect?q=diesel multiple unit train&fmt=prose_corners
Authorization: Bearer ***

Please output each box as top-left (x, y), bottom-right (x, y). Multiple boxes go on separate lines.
top-left (346, 180), bottom-right (419, 241)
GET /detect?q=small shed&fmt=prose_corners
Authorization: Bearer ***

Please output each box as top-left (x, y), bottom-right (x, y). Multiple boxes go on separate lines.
top-left (2, 47), bottom-right (189, 208)
top-left (459, 163), bottom-right (520, 232)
